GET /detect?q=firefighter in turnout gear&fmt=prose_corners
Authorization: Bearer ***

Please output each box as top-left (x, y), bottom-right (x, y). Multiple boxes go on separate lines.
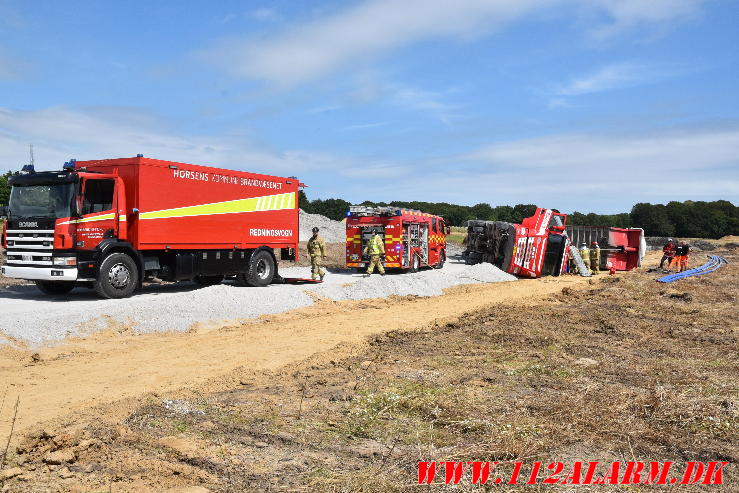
top-left (579, 243), bottom-right (591, 275)
top-left (307, 227), bottom-right (327, 281)
top-left (589, 241), bottom-right (601, 275)
top-left (364, 229), bottom-right (386, 276)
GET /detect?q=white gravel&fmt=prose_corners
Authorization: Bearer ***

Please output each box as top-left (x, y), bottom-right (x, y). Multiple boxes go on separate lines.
top-left (0, 258), bottom-right (515, 348)
top-left (299, 209), bottom-right (345, 242)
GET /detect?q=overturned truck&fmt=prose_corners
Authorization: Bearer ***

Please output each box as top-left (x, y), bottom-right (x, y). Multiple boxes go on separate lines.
top-left (462, 208), bottom-right (570, 278)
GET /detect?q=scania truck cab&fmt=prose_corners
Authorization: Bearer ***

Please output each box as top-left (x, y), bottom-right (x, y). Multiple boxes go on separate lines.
top-left (2, 165), bottom-right (110, 295)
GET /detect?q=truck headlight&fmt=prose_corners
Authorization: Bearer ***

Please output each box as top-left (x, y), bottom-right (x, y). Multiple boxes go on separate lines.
top-left (53, 257), bottom-right (77, 266)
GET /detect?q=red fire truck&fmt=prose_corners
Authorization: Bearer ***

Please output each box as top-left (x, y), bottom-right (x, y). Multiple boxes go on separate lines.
top-left (463, 208), bottom-right (570, 278)
top-left (345, 206), bottom-right (449, 272)
top-left (1, 156), bottom-right (302, 298)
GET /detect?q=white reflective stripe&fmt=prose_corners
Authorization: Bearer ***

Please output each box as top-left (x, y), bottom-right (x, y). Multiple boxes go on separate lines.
top-left (5, 259), bottom-right (53, 265)
top-left (58, 213), bottom-right (115, 225)
top-left (6, 237), bottom-right (53, 242)
top-left (120, 215), bottom-right (127, 221)
top-left (7, 251), bottom-right (52, 257)
top-left (6, 244), bottom-right (53, 250)
top-left (6, 229), bottom-right (55, 234)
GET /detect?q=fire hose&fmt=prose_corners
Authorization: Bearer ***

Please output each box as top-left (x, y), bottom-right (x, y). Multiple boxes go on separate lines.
top-left (656, 255), bottom-right (728, 283)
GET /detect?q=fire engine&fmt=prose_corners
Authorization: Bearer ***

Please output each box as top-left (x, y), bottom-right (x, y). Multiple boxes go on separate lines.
top-left (345, 206), bottom-right (449, 272)
top-left (463, 208), bottom-right (570, 278)
top-left (0, 156), bottom-right (302, 298)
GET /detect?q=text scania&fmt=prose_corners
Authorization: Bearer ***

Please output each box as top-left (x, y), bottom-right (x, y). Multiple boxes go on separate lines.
top-left (250, 229), bottom-right (292, 237)
top-left (172, 169), bottom-right (282, 189)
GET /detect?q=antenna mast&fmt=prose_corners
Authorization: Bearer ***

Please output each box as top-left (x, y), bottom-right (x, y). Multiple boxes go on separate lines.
top-left (29, 144), bottom-right (35, 166)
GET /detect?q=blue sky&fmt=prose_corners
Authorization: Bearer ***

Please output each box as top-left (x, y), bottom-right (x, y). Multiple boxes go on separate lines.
top-left (0, 0), bottom-right (737, 213)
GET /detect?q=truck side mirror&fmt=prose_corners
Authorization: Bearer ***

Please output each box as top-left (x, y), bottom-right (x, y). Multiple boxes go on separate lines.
top-left (0, 206), bottom-right (7, 217)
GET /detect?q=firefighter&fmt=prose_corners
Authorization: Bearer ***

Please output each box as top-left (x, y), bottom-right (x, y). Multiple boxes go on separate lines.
top-left (675, 241), bottom-right (690, 272)
top-left (589, 241), bottom-right (601, 274)
top-left (307, 227), bottom-right (327, 281)
top-left (364, 228), bottom-right (385, 276)
top-left (659, 238), bottom-right (676, 270)
top-left (579, 242), bottom-right (591, 275)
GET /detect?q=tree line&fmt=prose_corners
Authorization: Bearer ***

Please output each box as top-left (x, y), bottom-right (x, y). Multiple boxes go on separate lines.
top-left (299, 191), bottom-right (737, 239)
top-left (2, 178), bottom-right (736, 238)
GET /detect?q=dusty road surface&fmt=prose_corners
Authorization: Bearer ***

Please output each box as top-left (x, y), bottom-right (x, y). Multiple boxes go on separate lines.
top-left (0, 270), bottom-right (584, 435)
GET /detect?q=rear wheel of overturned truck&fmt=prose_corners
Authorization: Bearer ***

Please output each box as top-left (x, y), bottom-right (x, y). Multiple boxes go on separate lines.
top-left (94, 252), bottom-right (139, 299)
top-left (35, 280), bottom-right (75, 295)
top-left (236, 250), bottom-right (275, 287)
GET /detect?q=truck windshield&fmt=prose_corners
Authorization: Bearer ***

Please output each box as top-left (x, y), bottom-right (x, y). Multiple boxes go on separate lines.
top-left (8, 183), bottom-right (75, 219)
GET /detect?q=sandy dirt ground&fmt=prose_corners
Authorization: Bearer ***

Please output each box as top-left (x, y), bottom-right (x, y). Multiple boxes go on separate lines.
top-left (0, 271), bottom-right (591, 436)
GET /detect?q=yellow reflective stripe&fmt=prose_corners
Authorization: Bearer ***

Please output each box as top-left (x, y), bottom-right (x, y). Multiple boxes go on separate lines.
top-left (59, 213), bottom-right (116, 225)
top-left (140, 192), bottom-right (295, 220)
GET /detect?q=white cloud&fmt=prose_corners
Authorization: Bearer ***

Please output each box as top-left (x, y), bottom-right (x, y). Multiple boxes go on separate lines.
top-left (0, 106), bottom-right (339, 176)
top-left (0, 47), bottom-right (34, 81)
top-left (200, 0), bottom-right (705, 86)
top-left (590, 0), bottom-right (704, 39)
top-left (1, 106), bottom-right (734, 213)
top-left (202, 0), bottom-right (561, 86)
top-left (343, 122), bottom-right (387, 130)
top-left (251, 8), bottom-right (279, 22)
top-left (556, 61), bottom-right (683, 96)
top-left (463, 129), bottom-right (739, 172)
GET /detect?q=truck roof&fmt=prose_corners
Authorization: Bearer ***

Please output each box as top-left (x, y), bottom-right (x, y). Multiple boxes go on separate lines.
top-left (75, 156), bottom-right (303, 185)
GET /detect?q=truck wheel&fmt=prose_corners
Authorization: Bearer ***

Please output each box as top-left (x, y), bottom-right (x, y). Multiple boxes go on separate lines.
top-left (194, 275), bottom-right (224, 286)
top-left (410, 254), bottom-right (420, 273)
top-left (94, 252), bottom-right (139, 299)
top-left (435, 250), bottom-right (446, 269)
top-left (35, 281), bottom-right (75, 295)
top-left (237, 250), bottom-right (275, 287)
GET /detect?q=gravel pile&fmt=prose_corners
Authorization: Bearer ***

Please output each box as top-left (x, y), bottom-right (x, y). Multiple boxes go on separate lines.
top-left (460, 263), bottom-right (517, 283)
top-left (0, 283), bottom-right (314, 347)
top-left (0, 260), bottom-right (516, 347)
top-left (311, 262), bottom-right (515, 301)
top-left (299, 210), bottom-right (345, 242)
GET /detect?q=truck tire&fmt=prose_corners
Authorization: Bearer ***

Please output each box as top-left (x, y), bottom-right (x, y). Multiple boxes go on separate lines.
top-left (236, 250), bottom-right (275, 287)
top-left (35, 280), bottom-right (75, 295)
top-left (410, 254), bottom-right (420, 273)
top-left (193, 275), bottom-right (224, 286)
top-left (435, 250), bottom-right (446, 269)
top-left (94, 252), bottom-right (139, 299)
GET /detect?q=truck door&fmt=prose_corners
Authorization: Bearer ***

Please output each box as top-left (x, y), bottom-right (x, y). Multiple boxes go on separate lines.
top-left (76, 179), bottom-right (117, 250)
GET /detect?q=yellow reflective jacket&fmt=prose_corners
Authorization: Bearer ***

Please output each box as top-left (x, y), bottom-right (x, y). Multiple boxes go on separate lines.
top-left (307, 236), bottom-right (326, 257)
top-left (365, 234), bottom-right (385, 255)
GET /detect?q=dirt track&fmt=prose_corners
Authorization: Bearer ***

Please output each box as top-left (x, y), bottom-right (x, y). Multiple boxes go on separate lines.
top-left (0, 272), bottom-right (590, 436)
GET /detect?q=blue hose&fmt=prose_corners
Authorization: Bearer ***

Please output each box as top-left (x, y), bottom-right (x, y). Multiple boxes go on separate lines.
top-left (657, 255), bottom-right (728, 283)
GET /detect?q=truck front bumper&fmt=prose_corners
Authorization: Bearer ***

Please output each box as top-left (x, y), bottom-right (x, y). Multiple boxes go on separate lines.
top-left (1, 265), bottom-right (79, 281)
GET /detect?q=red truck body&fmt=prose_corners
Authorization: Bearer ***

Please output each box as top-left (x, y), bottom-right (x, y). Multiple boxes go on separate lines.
top-left (565, 225), bottom-right (645, 270)
top-left (464, 208), bottom-right (570, 278)
top-left (75, 157), bottom-right (300, 251)
top-left (2, 156), bottom-right (302, 297)
top-left (345, 206), bottom-right (448, 271)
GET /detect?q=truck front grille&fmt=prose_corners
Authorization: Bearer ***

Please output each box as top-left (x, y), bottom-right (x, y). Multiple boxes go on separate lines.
top-left (4, 229), bottom-right (55, 266)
